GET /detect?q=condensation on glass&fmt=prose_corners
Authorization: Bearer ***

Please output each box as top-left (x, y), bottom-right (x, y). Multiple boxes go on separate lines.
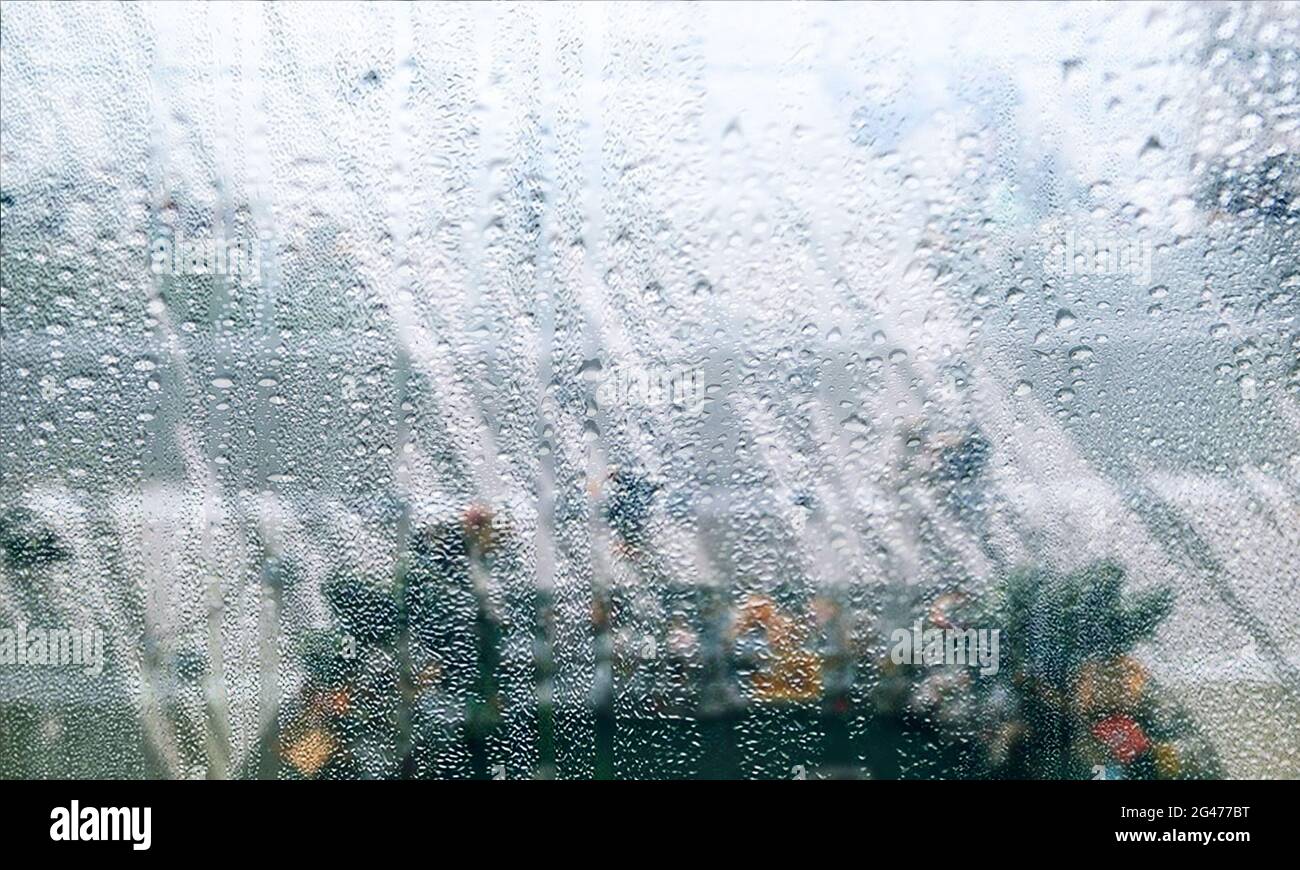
top-left (0, 2), bottom-right (1297, 779)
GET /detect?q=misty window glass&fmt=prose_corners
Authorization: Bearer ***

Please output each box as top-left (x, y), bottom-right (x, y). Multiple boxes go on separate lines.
top-left (1, 1), bottom-right (1297, 780)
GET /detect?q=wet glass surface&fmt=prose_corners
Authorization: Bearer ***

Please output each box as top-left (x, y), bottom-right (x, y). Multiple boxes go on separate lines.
top-left (1, 1), bottom-right (1297, 779)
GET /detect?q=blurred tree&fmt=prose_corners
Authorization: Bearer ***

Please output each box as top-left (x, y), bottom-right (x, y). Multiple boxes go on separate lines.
top-left (278, 506), bottom-right (506, 779)
top-left (872, 562), bottom-right (1221, 779)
